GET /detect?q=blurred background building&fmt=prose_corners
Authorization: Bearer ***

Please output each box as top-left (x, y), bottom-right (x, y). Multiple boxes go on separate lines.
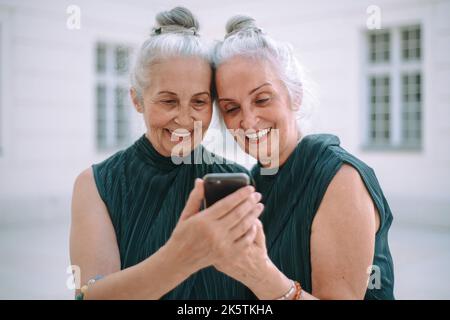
top-left (0, 0), bottom-right (449, 299)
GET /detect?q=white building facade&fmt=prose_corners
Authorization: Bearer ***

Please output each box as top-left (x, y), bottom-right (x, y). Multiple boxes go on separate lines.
top-left (0, 0), bottom-right (449, 228)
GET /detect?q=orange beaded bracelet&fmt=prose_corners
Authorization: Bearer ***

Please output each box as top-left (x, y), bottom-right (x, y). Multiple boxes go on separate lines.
top-left (293, 281), bottom-right (302, 300)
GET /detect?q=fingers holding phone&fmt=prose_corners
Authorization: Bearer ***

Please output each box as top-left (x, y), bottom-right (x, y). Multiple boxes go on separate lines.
top-left (179, 178), bottom-right (205, 221)
top-left (228, 201), bottom-right (264, 241)
top-left (202, 173), bottom-right (264, 244)
top-left (167, 173), bottom-right (263, 273)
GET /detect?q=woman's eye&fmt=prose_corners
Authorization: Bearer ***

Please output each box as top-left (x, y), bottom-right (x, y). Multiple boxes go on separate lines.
top-left (225, 105), bottom-right (240, 113)
top-left (193, 100), bottom-right (206, 106)
top-left (161, 100), bottom-right (177, 105)
top-left (255, 97), bottom-right (270, 105)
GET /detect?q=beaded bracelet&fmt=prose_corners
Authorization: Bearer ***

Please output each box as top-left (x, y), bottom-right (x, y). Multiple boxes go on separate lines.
top-left (275, 280), bottom-right (296, 300)
top-left (293, 281), bottom-right (302, 300)
top-left (75, 275), bottom-right (104, 300)
top-left (274, 280), bottom-right (303, 300)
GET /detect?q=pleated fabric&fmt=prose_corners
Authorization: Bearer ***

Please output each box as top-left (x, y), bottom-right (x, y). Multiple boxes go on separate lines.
top-left (92, 134), bottom-right (252, 299)
top-left (251, 134), bottom-right (395, 300)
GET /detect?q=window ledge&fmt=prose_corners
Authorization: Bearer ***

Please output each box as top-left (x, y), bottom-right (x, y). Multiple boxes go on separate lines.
top-left (361, 144), bottom-right (422, 152)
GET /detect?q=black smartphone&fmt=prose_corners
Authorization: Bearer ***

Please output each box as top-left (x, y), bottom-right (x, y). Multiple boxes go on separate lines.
top-left (203, 173), bottom-right (251, 208)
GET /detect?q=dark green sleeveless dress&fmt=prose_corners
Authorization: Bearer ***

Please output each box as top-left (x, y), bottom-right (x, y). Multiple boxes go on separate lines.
top-left (251, 134), bottom-right (395, 300)
top-left (92, 134), bottom-right (251, 299)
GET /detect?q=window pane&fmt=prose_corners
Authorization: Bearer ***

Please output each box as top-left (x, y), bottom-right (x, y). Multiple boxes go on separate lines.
top-left (401, 72), bottom-right (422, 146)
top-left (95, 42), bottom-right (132, 150)
top-left (115, 46), bottom-right (130, 75)
top-left (96, 85), bottom-right (107, 149)
top-left (401, 25), bottom-right (421, 61)
top-left (115, 86), bottom-right (129, 144)
top-left (368, 31), bottom-right (390, 63)
top-left (96, 43), bottom-right (107, 74)
top-left (369, 75), bottom-right (391, 146)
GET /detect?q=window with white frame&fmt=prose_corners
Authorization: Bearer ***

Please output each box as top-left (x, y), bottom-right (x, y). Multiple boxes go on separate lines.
top-left (369, 75), bottom-right (390, 145)
top-left (95, 43), bottom-right (133, 150)
top-left (365, 25), bottom-right (422, 149)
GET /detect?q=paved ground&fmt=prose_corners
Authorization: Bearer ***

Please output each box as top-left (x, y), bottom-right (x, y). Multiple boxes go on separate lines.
top-left (0, 217), bottom-right (449, 299)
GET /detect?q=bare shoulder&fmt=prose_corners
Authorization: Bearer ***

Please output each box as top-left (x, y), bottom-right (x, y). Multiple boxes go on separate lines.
top-left (72, 167), bottom-right (106, 217)
top-left (310, 164), bottom-right (380, 299)
top-left (74, 167), bottom-right (95, 191)
top-left (70, 167), bottom-right (120, 291)
top-left (312, 163), bottom-right (380, 234)
top-left (329, 163), bottom-right (367, 196)
top-left (71, 166), bottom-right (116, 237)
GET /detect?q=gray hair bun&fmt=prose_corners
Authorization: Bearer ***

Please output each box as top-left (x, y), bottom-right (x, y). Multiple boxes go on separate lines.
top-left (225, 15), bottom-right (261, 38)
top-left (153, 7), bottom-right (200, 36)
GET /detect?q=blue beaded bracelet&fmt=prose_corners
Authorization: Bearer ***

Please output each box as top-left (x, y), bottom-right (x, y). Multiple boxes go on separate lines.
top-left (75, 275), bottom-right (104, 300)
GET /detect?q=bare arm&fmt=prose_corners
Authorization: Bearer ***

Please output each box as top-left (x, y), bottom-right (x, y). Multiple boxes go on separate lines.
top-left (231, 164), bottom-right (381, 300)
top-left (70, 170), bottom-right (262, 299)
top-left (309, 163), bottom-right (380, 299)
top-left (69, 168), bottom-right (194, 299)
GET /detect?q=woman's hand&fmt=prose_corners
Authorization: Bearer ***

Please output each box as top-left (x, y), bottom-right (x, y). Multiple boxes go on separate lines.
top-left (213, 219), bottom-right (299, 300)
top-left (164, 178), bottom-right (264, 276)
top-left (213, 218), bottom-right (271, 286)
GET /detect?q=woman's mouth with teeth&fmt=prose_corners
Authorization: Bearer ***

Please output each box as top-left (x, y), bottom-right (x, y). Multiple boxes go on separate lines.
top-left (245, 128), bottom-right (271, 141)
top-left (166, 129), bottom-right (192, 141)
top-left (171, 130), bottom-right (191, 138)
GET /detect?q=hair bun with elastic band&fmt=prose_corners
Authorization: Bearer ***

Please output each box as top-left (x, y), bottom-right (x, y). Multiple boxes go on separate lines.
top-left (225, 15), bottom-right (262, 39)
top-left (152, 6), bottom-right (200, 36)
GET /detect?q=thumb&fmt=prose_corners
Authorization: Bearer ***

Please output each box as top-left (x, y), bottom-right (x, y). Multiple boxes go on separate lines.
top-left (179, 178), bottom-right (204, 221)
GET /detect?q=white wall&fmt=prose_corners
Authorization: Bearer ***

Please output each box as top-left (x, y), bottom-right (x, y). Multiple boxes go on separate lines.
top-left (0, 0), bottom-right (449, 226)
top-left (0, 0), bottom-right (147, 222)
top-left (0, 0), bottom-right (449, 300)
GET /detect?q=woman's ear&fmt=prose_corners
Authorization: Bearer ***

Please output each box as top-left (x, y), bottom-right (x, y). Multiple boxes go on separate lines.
top-left (130, 88), bottom-right (144, 113)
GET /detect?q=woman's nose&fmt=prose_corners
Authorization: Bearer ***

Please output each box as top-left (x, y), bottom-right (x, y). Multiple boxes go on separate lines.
top-left (174, 107), bottom-right (193, 127)
top-left (240, 108), bottom-right (259, 130)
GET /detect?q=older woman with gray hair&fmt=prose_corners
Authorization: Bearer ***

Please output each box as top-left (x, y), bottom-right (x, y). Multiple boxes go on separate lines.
top-left (70, 7), bottom-right (264, 300)
top-left (212, 15), bottom-right (395, 300)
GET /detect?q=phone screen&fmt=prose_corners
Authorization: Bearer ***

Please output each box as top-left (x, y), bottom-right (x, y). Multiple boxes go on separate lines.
top-left (203, 173), bottom-right (251, 208)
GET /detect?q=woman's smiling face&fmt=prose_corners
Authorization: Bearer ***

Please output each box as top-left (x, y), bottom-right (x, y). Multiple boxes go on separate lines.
top-left (215, 56), bottom-right (299, 167)
top-left (132, 56), bottom-right (213, 157)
